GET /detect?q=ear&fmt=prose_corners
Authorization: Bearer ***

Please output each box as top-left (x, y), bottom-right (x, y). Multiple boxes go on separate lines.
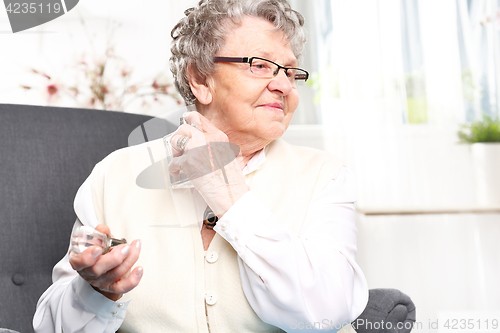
top-left (187, 64), bottom-right (213, 105)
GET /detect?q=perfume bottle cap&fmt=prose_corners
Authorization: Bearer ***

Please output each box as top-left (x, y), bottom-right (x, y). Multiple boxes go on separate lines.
top-left (70, 226), bottom-right (127, 254)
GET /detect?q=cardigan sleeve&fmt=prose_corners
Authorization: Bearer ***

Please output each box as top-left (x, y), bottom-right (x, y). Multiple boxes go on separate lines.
top-left (214, 167), bottom-right (369, 331)
top-left (33, 170), bottom-right (131, 333)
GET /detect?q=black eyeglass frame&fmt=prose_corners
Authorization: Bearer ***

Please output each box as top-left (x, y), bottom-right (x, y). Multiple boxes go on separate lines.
top-left (213, 56), bottom-right (309, 82)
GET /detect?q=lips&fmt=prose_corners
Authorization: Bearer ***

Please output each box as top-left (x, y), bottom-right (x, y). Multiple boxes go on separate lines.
top-left (259, 102), bottom-right (284, 111)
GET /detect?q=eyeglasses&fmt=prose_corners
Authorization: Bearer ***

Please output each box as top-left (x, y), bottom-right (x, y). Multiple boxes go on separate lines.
top-left (213, 56), bottom-right (309, 83)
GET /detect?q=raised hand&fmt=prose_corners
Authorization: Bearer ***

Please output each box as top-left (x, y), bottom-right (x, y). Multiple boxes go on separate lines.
top-left (168, 111), bottom-right (249, 217)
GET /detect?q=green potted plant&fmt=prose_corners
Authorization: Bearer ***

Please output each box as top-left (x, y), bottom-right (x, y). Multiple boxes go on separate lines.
top-left (458, 115), bottom-right (500, 206)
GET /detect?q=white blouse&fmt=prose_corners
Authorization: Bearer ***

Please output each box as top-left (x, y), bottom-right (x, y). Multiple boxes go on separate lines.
top-left (33, 148), bottom-right (368, 332)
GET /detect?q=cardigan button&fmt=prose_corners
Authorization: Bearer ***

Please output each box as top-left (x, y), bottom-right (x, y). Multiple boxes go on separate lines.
top-left (220, 222), bottom-right (228, 231)
top-left (206, 251), bottom-right (218, 263)
top-left (205, 292), bottom-right (217, 305)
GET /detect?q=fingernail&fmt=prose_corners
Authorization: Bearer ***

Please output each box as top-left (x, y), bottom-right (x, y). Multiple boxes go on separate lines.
top-left (183, 112), bottom-right (190, 117)
top-left (135, 240), bottom-right (142, 250)
top-left (92, 247), bottom-right (101, 258)
top-left (121, 245), bottom-right (131, 255)
top-left (135, 267), bottom-right (144, 278)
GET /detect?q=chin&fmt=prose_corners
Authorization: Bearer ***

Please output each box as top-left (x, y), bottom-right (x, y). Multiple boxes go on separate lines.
top-left (264, 125), bottom-right (287, 141)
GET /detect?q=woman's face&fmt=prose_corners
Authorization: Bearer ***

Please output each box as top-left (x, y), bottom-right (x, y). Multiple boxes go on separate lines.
top-left (199, 16), bottom-right (300, 147)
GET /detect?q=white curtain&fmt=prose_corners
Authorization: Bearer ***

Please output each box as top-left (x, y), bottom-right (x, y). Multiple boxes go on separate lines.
top-left (312, 0), bottom-right (500, 211)
top-left (457, 0), bottom-right (500, 122)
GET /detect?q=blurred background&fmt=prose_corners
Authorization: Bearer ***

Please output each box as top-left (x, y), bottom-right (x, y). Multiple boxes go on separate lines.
top-left (1, 0), bottom-right (500, 331)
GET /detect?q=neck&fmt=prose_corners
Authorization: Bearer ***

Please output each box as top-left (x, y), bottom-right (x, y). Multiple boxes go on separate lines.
top-left (226, 133), bottom-right (271, 169)
top-left (240, 149), bottom-right (259, 169)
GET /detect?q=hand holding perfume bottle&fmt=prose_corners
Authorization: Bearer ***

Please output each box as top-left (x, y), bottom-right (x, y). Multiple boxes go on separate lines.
top-left (68, 224), bottom-right (143, 301)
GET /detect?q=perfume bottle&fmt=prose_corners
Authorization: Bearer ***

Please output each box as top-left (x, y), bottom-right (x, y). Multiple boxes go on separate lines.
top-left (71, 226), bottom-right (127, 254)
top-left (163, 117), bottom-right (194, 189)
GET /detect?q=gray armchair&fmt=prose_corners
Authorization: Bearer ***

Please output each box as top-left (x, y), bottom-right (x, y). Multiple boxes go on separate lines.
top-left (0, 104), bottom-right (415, 332)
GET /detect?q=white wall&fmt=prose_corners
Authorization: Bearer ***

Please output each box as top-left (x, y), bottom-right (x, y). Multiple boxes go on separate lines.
top-left (356, 212), bottom-right (500, 332)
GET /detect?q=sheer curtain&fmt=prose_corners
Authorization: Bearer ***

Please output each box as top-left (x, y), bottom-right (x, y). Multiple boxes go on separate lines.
top-left (311, 0), bottom-right (500, 212)
top-left (457, 0), bottom-right (500, 122)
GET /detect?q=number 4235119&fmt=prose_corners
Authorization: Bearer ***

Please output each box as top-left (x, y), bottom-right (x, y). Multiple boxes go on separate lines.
top-left (5, 3), bottom-right (62, 14)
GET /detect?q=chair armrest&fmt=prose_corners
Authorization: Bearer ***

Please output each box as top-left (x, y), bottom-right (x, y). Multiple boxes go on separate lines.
top-left (351, 288), bottom-right (416, 333)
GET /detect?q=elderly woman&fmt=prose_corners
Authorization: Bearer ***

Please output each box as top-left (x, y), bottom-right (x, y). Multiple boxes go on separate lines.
top-left (33, 0), bottom-right (367, 332)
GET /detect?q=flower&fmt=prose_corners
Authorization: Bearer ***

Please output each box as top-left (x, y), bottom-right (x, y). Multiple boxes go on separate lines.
top-left (121, 68), bottom-right (131, 77)
top-left (47, 84), bottom-right (58, 96)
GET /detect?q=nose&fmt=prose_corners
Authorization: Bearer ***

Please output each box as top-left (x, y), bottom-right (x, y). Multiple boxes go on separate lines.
top-left (267, 68), bottom-right (293, 96)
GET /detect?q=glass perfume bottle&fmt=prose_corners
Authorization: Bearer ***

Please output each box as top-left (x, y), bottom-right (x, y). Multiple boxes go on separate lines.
top-left (163, 117), bottom-right (194, 189)
top-left (70, 226), bottom-right (127, 254)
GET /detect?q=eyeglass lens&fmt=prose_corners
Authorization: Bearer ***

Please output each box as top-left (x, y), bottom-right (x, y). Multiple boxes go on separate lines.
top-left (249, 58), bottom-right (307, 82)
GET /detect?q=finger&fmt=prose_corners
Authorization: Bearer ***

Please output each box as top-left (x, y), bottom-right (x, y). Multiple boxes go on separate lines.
top-left (174, 123), bottom-right (202, 137)
top-left (95, 224), bottom-right (111, 237)
top-left (107, 266), bottom-right (144, 294)
top-left (198, 116), bottom-right (229, 142)
top-left (235, 148), bottom-right (245, 168)
top-left (100, 239), bottom-right (142, 285)
top-left (169, 124), bottom-right (198, 155)
top-left (183, 112), bottom-right (228, 143)
top-left (168, 145), bottom-right (219, 181)
top-left (179, 123), bottom-right (206, 142)
top-left (70, 246), bottom-right (102, 271)
top-left (81, 243), bottom-right (131, 278)
top-left (168, 154), bottom-right (187, 176)
top-left (184, 111), bottom-right (223, 138)
top-left (183, 112), bottom-right (203, 131)
top-left (197, 113), bottom-right (220, 134)
top-left (170, 130), bottom-right (205, 156)
top-left (170, 134), bottom-right (192, 154)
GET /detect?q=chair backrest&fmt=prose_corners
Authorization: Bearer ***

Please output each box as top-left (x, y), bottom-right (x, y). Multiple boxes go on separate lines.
top-left (0, 104), bottom-right (173, 332)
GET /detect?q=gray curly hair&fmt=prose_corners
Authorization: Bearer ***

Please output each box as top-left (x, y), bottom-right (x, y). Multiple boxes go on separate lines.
top-left (170, 0), bottom-right (306, 105)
